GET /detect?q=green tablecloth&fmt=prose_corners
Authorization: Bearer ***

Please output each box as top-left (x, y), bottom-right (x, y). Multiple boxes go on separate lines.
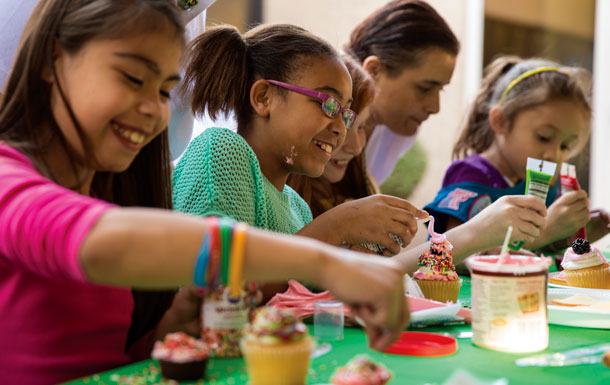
top-left (66, 279), bottom-right (610, 385)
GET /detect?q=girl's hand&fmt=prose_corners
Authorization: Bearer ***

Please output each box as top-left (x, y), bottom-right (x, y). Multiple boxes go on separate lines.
top-left (319, 194), bottom-right (428, 254)
top-left (468, 195), bottom-right (547, 249)
top-left (154, 287), bottom-right (204, 339)
top-left (320, 250), bottom-right (409, 351)
top-left (544, 191), bottom-right (590, 243)
top-left (586, 208), bottom-right (610, 242)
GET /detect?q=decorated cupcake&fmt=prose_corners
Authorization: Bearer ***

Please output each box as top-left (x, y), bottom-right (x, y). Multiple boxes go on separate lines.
top-left (331, 355), bottom-right (391, 385)
top-left (561, 238), bottom-right (610, 289)
top-left (151, 332), bottom-right (209, 381)
top-left (241, 306), bottom-right (313, 385)
top-left (413, 216), bottom-right (461, 302)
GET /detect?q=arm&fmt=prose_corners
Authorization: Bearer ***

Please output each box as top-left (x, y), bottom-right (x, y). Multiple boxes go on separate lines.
top-left (393, 195), bottom-right (547, 273)
top-left (297, 194), bottom-right (428, 254)
top-left (80, 210), bottom-right (408, 350)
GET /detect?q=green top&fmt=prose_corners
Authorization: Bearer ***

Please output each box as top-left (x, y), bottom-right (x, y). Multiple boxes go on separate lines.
top-left (172, 127), bottom-right (312, 234)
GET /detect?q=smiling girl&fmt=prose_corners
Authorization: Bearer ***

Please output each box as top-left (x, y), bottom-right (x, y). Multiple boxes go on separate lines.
top-left (173, 24), bottom-right (424, 255)
top-left (425, 56), bottom-right (610, 251)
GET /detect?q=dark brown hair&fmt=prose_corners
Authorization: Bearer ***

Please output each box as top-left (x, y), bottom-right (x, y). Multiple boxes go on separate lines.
top-left (453, 56), bottom-right (592, 159)
top-left (288, 54), bottom-right (376, 216)
top-left (347, 0), bottom-right (459, 75)
top-left (181, 23), bottom-right (338, 132)
top-left (0, 0), bottom-right (185, 352)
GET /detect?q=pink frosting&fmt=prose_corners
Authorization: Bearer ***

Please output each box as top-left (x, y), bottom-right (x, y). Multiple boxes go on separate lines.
top-left (331, 356), bottom-right (391, 385)
top-left (561, 245), bottom-right (607, 270)
top-left (428, 216), bottom-right (450, 247)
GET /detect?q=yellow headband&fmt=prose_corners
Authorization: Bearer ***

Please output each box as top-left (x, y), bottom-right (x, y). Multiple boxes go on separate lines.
top-left (498, 66), bottom-right (563, 105)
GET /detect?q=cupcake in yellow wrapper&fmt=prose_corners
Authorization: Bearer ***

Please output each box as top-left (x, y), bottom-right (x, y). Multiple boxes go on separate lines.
top-left (413, 216), bottom-right (461, 302)
top-left (241, 306), bottom-right (312, 385)
top-left (561, 239), bottom-right (610, 289)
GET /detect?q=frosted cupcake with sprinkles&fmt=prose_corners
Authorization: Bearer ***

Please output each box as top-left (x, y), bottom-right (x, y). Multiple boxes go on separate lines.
top-left (413, 216), bottom-right (461, 302)
top-left (331, 355), bottom-right (391, 385)
top-left (151, 332), bottom-right (209, 381)
top-left (241, 306), bottom-right (313, 385)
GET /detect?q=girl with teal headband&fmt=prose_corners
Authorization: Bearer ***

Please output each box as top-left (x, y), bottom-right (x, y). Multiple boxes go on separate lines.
top-left (425, 56), bottom-right (610, 255)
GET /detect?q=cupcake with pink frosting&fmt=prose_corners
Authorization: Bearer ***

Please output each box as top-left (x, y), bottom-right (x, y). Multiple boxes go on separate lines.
top-left (561, 238), bottom-right (610, 289)
top-left (152, 332), bottom-right (209, 381)
top-left (331, 355), bottom-right (391, 385)
top-left (413, 216), bottom-right (461, 302)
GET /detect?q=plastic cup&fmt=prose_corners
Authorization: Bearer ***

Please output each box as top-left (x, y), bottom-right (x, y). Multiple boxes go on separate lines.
top-left (314, 300), bottom-right (344, 341)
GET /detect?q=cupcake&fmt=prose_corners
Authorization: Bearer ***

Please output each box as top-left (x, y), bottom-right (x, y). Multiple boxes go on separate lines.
top-left (561, 238), bottom-right (610, 289)
top-left (331, 355), bottom-right (391, 385)
top-left (413, 216), bottom-right (461, 302)
top-left (241, 306), bottom-right (313, 385)
top-left (151, 332), bottom-right (209, 381)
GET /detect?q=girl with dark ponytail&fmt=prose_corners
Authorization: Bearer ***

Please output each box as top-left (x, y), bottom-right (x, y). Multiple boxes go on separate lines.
top-left (173, 25), bottom-right (425, 262)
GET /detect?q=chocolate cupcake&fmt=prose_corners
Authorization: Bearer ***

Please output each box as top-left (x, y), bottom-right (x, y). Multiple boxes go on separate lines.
top-left (152, 332), bottom-right (209, 381)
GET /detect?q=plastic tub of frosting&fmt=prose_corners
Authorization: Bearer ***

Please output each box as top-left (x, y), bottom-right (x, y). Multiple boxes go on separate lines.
top-left (466, 255), bottom-right (552, 353)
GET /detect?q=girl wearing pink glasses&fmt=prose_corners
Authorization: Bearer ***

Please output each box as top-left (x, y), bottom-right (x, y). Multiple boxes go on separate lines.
top-left (173, 23), bottom-right (425, 262)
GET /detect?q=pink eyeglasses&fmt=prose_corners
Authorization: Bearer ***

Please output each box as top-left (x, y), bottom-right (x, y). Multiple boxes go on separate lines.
top-left (266, 79), bottom-right (357, 130)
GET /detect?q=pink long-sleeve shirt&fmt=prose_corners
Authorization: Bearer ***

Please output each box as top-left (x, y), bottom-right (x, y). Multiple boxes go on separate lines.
top-left (0, 143), bottom-right (136, 384)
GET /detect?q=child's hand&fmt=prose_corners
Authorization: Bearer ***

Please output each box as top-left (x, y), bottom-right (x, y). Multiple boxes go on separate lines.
top-left (154, 287), bottom-right (204, 340)
top-left (544, 190), bottom-right (590, 243)
top-left (468, 195), bottom-right (547, 248)
top-left (322, 194), bottom-right (428, 254)
top-left (321, 250), bottom-right (409, 351)
top-left (586, 208), bottom-right (610, 242)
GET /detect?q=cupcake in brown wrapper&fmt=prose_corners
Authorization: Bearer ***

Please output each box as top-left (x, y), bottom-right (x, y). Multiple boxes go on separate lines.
top-left (152, 332), bottom-right (209, 381)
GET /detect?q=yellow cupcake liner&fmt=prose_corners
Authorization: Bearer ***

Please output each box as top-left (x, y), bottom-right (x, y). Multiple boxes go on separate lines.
top-left (414, 279), bottom-right (462, 303)
top-left (241, 337), bottom-right (313, 385)
top-left (564, 263), bottom-right (610, 289)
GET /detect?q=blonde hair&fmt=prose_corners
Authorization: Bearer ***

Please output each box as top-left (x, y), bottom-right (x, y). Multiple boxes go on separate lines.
top-left (453, 56), bottom-right (591, 160)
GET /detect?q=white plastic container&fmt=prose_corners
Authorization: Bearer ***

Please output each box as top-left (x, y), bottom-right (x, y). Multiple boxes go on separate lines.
top-left (467, 255), bottom-right (551, 353)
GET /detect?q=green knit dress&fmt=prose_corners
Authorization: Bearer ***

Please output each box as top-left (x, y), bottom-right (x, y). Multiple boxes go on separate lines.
top-left (172, 127), bottom-right (313, 234)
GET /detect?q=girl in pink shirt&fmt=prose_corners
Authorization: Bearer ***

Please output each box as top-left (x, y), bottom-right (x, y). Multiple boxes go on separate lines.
top-left (0, 1), bottom-right (411, 383)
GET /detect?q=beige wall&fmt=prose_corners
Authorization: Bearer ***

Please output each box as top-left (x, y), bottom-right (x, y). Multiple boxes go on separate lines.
top-left (486, 0), bottom-right (594, 39)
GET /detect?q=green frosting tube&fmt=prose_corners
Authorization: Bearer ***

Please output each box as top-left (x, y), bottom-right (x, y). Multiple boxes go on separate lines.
top-left (509, 158), bottom-right (556, 250)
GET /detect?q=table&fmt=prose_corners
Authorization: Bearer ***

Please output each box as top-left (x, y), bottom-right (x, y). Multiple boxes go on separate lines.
top-left (66, 279), bottom-right (610, 385)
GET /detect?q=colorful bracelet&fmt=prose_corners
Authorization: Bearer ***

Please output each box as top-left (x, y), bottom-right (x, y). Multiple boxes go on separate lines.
top-left (206, 217), bottom-right (221, 289)
top-left (228, 223), bottom-right (248, 303)
top-left (178, 0), bottom-right (198, 10)
top-left (219, 217), bottom-right (235, 287)
top-left (193, 232), bottom-right (211, 287)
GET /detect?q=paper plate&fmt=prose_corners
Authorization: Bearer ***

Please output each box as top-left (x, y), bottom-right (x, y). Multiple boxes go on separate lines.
top-left (547, 288), bottom-right (610, 329)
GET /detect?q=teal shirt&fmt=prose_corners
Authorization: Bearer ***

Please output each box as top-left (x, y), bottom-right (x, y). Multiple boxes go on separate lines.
top-left (172, 127), bottom-right (312, 234)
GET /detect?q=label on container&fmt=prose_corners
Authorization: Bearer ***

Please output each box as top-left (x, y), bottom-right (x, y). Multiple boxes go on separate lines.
top-left (201, 287), bottom-right (249, 357)
top-left (471, 272), bottom-right (548, 353)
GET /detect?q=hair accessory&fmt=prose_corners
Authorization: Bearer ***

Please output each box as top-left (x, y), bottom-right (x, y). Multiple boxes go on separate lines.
top-left (498, 66), bottom-right (566, 105)
top-left (178, 0), bottom-right (198, 10)
top-left (228, 223), bottom-right (248, 303)
top-left (193, 232), bottom-right (211, 287)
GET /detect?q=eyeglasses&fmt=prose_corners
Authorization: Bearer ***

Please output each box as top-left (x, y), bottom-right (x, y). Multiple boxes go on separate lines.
top-left (266, 79), bottom-right (357, 130)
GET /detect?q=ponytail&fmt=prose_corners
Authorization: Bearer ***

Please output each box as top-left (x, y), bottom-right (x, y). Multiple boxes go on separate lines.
top-left (452, 56), bottom-right (521, 159)
top-left (182, 23), bottom-right (338, 133)
top-left (181, 26), bottom-right (250, 127)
